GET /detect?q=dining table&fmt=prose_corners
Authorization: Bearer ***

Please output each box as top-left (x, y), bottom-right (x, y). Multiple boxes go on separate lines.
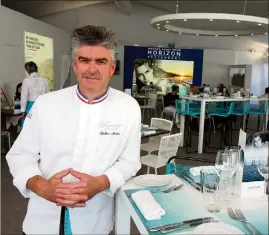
top-left (179, 96), bottom-right (269, 154)
top-left (114, 164), bottom-right (268, 235)
top-left (1, 108), bottom-right (21, 131)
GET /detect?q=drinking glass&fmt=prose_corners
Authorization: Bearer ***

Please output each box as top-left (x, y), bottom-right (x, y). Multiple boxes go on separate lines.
top-left (256, 157), bottom-right (269, 198)
top-left (200, 168), bottom-right (222, 213)
top-left (215, 149), bottom-right (238, 205)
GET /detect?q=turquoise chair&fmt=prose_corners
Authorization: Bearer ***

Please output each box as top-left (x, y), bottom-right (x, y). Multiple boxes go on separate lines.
top-left (230, 100), bottom-right (250, 129)
top-left (175, 99), bottom-right (201, 153)
top-left (207, 101), bottom-right (234, 148)
top-left (246, 100), bottom-right (269, 132)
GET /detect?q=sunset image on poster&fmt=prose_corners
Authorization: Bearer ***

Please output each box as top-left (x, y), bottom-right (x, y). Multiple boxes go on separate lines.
top-left (24, 31), bottom-right (54, 90)
top-left (133, 58), bottom-right (194, 94)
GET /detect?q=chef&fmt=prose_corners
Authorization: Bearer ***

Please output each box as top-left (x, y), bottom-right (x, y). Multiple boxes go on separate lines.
top-left (20, 61), bottom-right (49, 128)
top-left (6, 25), bottom-right (141, 234)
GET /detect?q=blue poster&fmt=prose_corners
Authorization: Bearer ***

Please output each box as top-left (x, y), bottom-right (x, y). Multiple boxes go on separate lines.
top-left (124, 46), bottom-right (204, 95)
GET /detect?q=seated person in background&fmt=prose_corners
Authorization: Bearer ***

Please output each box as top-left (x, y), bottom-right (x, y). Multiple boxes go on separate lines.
top-left (162, 85), bottom-right (180, 127)
top-left (260, 87), bottom-right (269, 98)
top-left (7, 83), bottom-right (22, 135)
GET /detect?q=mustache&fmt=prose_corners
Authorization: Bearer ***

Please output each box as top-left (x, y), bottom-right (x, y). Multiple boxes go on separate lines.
top-left (82, 72), bottom-right (101, 79)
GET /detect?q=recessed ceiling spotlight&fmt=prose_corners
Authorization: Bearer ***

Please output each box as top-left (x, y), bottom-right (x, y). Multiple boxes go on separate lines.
top-left (258, 23), bottom-right (262, 26)
top-left (251, 33), bottom-right (254, 36)
top-left (179, 32), bottom-right (182, 34)
top-left (215, 35), bottom-right (218, 37)
top-left (156, 23), bottom-right (160, 26)
top-left (166, 29), bottom-right (169, 32)
top-left (157, 27), bottom-right (160, 29)
top-left (184, 19), bottom-right (187, 21)
top-left (265, 32), bottom-right (268, 35)
top-left (236, 20), bottom-right (240, 23)
top-left (235, 35), bottom-right (238, 36)
top-left (196, 34), bottom-right (199, 36)
top-left (209, 19), bottom-right (213, 22)
top-left (166, 20), bottom-right (169, 23)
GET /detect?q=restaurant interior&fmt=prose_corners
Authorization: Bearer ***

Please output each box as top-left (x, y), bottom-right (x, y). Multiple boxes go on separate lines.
top-left (0, 0), bottom-right (268, 234)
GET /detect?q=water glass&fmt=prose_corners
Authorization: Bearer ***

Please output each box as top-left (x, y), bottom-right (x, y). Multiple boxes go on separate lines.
top-left (200, 169), bottom-right (222, 213)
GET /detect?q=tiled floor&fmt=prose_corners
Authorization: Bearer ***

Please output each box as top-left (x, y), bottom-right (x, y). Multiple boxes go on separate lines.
top-left (1, 108), bottom-right (260, 234)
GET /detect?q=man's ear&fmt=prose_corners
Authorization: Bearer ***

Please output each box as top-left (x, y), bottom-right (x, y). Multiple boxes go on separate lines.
top-left (110, 60), bottom-right (116, 76)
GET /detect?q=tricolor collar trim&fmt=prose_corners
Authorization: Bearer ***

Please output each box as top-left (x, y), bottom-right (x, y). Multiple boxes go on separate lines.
top-left (76, 85), bottom-right (109, 104)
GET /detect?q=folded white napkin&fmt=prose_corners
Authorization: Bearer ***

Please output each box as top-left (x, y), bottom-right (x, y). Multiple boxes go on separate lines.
top-left (142, 130), bottom-right (156, 136)
top-left (190, 166), bottom-right (215, 176)
top-left (131, 190), bottom-right (166, 220)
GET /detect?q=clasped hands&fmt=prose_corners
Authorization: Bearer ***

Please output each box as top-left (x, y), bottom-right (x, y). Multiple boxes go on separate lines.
top-left (37, 168), bottom-right (109, 208)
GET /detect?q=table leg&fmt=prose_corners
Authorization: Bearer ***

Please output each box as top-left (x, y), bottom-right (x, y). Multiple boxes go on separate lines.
top-left (179, 114), bottom-right (185, 147)
top-left (265, 110), bottom-right (268, 131)
top-left (198, 101), bottom-right (206, 154)
top-left (115, 190), bottom-right (131, 235)
top-left (243, 114), bottom-right (246, 131)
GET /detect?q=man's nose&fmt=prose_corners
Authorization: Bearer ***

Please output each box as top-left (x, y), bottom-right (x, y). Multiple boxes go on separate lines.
top-left (87, 61), bottom-right (98, 73)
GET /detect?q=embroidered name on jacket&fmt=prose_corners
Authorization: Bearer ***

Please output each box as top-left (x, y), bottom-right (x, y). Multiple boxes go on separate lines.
top-left (98, 121), bottom-right (122, 136)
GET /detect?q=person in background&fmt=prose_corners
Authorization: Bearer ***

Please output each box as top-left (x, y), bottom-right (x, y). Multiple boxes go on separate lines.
top-left (261, 87), bottom-right (269, 98)
top-left (6, 83), bottom-right (22, 134)
top-left (162, 85), bottom-right (180, 127)
top-left (6, 25), bottom-right (141, 235)
top-left (20, 61), bottom-right (49, 128)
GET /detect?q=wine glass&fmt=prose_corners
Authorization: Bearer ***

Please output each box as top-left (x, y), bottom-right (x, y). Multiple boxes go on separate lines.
top-left (215, 149), bottom-right (238, 205)
top-left (256, 157), bottom-right (269, 199)
top-left (215, 149), bottom-right (238, 179)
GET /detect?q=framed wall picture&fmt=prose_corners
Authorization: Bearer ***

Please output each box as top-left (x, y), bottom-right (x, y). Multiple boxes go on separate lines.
top-left (229, 66), bottom-right (246, 88)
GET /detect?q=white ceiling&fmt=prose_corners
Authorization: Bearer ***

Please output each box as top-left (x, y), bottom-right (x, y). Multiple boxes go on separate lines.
top-left (1, 0), bottom-right (268, 46)
top-left (2, 0), bottom-right (268, 19)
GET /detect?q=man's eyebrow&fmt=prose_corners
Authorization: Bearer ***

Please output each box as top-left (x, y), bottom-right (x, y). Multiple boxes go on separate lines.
top-left (78, 57), bottom-right (109, 63)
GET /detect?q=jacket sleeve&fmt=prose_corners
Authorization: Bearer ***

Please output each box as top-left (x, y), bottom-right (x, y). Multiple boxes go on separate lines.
top-left (6, 98), bottom-right (42, 198)
top-left (104, 100), bottom-right (141, 195)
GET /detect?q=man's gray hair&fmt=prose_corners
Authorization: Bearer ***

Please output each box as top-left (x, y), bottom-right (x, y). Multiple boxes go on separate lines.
top-left (70, 25), bottom-right (118, 61)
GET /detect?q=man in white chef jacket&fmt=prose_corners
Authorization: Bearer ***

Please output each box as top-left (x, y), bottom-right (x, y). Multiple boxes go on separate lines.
top-left (6, 25), bottom-right (142, 235)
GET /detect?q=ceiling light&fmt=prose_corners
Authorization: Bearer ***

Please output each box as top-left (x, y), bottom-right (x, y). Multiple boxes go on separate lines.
top-left (151, 13), bottom-right (268, 37)
top-left (134, 44), bottom-right (139, 46)
top-left (166, 30), bottom-right (169, 32)
top-left (236, 20), bottom-right (240, 23)
top-left (265, 32), bottom-right (268, 35)
top-left (215, 35), bottom-right (218, 37)
top-left (196, 34), bottom-right (199, 36)
top-left (157, 27), bottom-right (160, 29)
top-left (179, 32), bottom-right (182, 34)
top-left (251, 33), bottom-right (254, 36)
top-left (156, 23), bottom-right (160, 26)
top-left (235, 35), bottom-right (238, 36)
top-left (166, 21), bottom-right (169, 23)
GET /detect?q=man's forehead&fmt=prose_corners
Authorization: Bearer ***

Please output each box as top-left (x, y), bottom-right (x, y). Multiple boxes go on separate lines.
top-left (76, 45), bottom-right (111, 58)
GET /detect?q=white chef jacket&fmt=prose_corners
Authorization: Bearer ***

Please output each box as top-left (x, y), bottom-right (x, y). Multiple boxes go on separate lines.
top-left (21, 72), bottom-right (49, 112)
top-left (6, 85), bottom-right (142, 234)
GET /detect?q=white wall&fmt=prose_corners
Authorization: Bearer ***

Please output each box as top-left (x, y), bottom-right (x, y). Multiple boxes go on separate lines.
top-left (0, 6), bottom-right (70, 102)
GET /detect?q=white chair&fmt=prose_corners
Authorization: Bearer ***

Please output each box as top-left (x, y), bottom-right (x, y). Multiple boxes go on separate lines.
top-left (140, 92), bottom-right (157, 120)
top-left (1, 131), bottom-right (11, 150)
top-left (141, 118), bottom-right (173, 154)
top-left (141, 133), bottom-right (183, 174)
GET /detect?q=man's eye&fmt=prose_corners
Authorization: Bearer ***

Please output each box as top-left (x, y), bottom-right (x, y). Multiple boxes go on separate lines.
top-left (97, 60), bottom-right (106, 64)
